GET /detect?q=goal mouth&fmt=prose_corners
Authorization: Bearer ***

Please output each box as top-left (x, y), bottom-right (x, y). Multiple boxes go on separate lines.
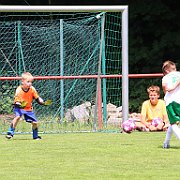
top-left (0, 6), bottom-right (128, 133)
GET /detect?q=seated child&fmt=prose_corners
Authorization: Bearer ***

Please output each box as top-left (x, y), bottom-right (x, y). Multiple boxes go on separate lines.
top-left (135, 85), bottom-right (169, 132)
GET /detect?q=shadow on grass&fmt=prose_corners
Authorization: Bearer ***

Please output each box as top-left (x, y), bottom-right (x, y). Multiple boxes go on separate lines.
top-left (5, 139), bottom-right (33, 141)
top-left (157, 145), bottom-right (180, 149)
top-left (121, 143), bottom-right (134, 146)
top-left (4, 137), bottom-right (36, 141)
top-left (12, 139), bottom-right (34, 141)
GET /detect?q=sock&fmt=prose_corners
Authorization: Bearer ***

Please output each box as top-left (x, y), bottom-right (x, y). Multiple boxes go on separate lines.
top-left (32, 128), bottom-right (38, 139)
top-left (7, 124), bottom-right (15, 136)
top-left (171, 124), bottom-right (180, 139)
top-left (164, 125), bottom-right (173, 145)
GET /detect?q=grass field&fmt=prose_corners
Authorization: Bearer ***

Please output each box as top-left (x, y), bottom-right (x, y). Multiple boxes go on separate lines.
top-left (0, 131), bottom-right (180, 180)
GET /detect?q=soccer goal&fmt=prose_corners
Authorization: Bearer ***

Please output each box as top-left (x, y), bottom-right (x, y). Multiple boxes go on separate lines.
top-left (0, 6), bottom-right (128, 134)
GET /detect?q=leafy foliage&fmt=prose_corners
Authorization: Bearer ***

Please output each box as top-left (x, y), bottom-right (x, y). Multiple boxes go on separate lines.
top-left (128, 0), bottom-right (180, 112)
top-left (0, 84), bottom-right (14, 114)
top-left (129, 78), bottom-right (162, 112)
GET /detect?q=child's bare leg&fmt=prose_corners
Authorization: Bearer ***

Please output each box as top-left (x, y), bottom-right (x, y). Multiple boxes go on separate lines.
top-left (135, 122), bottom-right (147, 131)
top-left (11, 116), bottom-right (21, 128)
top-left (150, 122), bottom-right (164, 131)
top-left (149, 125), bottom-right (157, 131)
top-left (156, 122), bottom-right (164, 131)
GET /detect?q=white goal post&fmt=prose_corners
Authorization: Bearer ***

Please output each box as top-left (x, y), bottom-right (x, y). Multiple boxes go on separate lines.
top-left (0, 5), bottom-right (129, 122)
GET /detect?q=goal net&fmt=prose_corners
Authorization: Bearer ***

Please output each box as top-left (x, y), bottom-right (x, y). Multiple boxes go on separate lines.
top-left (0, 6), bottom-right (128, 134)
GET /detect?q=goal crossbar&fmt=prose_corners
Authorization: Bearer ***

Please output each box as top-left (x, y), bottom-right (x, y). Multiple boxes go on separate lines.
top-left (0, 5), bottom-right (128, 12)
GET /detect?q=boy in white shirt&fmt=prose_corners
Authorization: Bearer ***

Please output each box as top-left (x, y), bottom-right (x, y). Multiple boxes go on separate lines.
top-left (162, 60), bottom-right (180, 148)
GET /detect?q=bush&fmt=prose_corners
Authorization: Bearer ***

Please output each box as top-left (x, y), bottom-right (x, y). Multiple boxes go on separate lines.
top-left (0, 84), bottom-right (14, 114)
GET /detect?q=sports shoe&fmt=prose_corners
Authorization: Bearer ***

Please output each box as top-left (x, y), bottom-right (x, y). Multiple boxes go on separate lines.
top-left (33, 136), bottom-right (42, 140)
top-left (163, 143), bottom-right (170, 149)
top-left (5, 134), bottom-right (13, 139)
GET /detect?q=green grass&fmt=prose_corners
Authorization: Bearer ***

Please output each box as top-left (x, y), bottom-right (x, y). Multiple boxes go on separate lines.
top-left (0, 132), bottom-right (180, 180)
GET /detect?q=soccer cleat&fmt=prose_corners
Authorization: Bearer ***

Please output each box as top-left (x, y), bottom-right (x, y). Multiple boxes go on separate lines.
top-left (33, 136), bottom-right (42, 140)
top-left (163, 143), bottom-right (170, 149)
top-left (5, 133), bottom-right (13, 139)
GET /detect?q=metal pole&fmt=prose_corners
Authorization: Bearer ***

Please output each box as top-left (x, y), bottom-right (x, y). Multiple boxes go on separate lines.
top-left (60, 19), bottom-right (64, 122)
top-left (0, 5), bottom-right (129, 12)
top-left (121, 6), bottom-right (129, 122)
top-left (101, 14), bottom-right (107, 127)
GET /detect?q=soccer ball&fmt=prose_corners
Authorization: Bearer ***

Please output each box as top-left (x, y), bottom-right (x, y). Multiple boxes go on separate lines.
top-left (122, 119), bottom-right (136, 133)
top-left (151, 117), bottom-right (162, 127)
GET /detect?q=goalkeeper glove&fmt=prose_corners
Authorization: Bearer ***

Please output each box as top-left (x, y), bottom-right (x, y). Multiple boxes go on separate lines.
top-left (14, 101), bottom-right (28, 108)
top-left (20, 101), bottom-right (28, 108)
top-left (44, 99), bottom-right (52, 106)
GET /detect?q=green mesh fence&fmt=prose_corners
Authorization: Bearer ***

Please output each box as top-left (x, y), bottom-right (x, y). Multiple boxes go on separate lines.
top-left (105, 13), bottom-right (122, 107)
top-left (0, 12), bottom-right (122, 133)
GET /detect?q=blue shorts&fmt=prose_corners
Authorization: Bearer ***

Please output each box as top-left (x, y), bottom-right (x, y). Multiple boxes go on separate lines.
top-left (14, 108), bottom-right (38, 123)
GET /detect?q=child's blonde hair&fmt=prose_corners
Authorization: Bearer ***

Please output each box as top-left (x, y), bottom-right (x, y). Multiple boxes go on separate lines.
top-left (21, 72), bottom-right (34, 81)
top-left (162, 60), bottom-right (176, 75)
top-left (147, 85), bottom-right (160, 95)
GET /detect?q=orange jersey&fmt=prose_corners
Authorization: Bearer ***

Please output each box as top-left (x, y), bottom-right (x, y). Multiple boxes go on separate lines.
top-left (14, 85), bottom-right (39, 111)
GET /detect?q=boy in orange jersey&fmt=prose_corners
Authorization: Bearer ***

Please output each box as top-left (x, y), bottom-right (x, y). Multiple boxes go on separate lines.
top-left (6, 72), bottom-right (51, 140)
top-left (135, 85), bottom-right (169, 132)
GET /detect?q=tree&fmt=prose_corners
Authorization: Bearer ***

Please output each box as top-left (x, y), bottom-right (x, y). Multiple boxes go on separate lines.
top-left (128, 0), bottom-right (180, 111)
